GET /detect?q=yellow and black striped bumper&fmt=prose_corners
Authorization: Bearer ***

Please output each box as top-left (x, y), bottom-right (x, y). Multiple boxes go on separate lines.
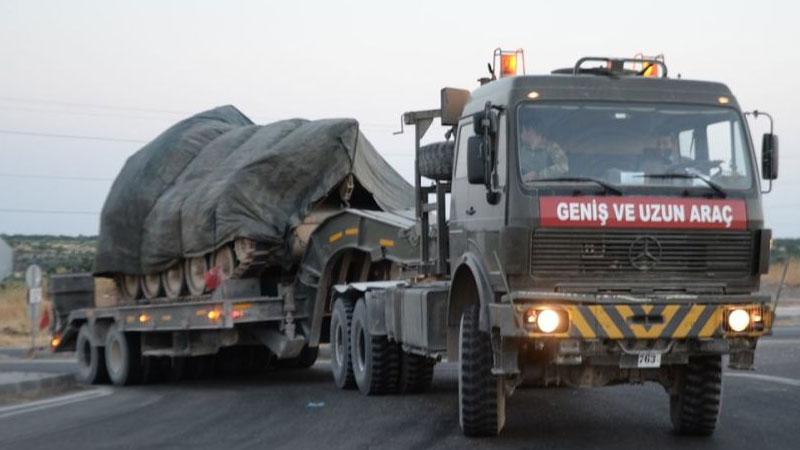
top-left (496, 302), bottom-right (774, 340)
top-left (566, 304), bottom-right (723, 339)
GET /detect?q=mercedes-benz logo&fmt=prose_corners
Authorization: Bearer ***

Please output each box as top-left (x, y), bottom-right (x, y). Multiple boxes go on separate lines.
top-left (628, 236), bottom-right (662, 271)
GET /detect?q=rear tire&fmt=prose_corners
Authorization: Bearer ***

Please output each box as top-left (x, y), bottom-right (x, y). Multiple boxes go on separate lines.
top-left (670, 355), bottom-right (723, 436)
top-left (75, 324), bottom-right (108, 384)
top-left (330, 297), bottom-right (356, 389)
top-left (350, 299), bottom-right (400, 395)
top-left (104, 324), bottom-right (143, 386)
top-left (459, 305), bottom-right (505, 437)
top-left (398, 351), bottom-right (435, 394)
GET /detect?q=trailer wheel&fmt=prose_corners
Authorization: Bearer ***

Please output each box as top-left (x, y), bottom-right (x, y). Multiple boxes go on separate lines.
top-left (459, 305), bottom-right (505, 437)
top-left (670, 355), bottom-right (723, 436)
top-left (75, 324), bottom-right (109, 384)
top-left (330, 297), bottom-right (356, 389)
top-left (418, 141), bottom-right (454, 181)
top-left (350, 299), bottom-right (400, 395)
top-left (104, 324), bottom-right (143, 386)
top-left (398, 351), bottom-right (436, 394)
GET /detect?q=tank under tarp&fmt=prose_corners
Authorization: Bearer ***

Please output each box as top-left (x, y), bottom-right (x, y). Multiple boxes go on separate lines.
top-left (94, 105), bottom-right (414, 276)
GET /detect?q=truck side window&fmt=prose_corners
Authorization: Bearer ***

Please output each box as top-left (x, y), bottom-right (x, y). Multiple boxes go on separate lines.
top-left (453, 122), bottom-right (473, 180)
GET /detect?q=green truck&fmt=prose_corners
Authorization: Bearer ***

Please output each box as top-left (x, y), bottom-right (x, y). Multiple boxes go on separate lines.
top-left (53, 52), bottom-right (778, 437)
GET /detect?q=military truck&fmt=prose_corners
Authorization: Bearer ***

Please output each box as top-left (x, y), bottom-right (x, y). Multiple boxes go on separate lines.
top-left (53, 51), bottom-right (778, 437)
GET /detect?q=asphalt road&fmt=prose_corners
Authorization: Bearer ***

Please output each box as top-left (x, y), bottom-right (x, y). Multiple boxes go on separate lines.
top-left (1, 327), bottom-right (798, 450)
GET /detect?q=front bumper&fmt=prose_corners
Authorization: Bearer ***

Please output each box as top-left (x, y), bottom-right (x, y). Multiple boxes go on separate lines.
top-left (491, 291), bottom-right (774, 341)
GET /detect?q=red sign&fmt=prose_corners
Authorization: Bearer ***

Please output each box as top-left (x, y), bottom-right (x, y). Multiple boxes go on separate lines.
top-left (539, 196), bottom-right (747, 230)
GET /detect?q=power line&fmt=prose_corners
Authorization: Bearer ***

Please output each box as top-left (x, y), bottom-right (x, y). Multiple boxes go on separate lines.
top-left (0, 128), bottom-right (147, 144)
top-left (0, 96), bottom-right (190, 116)
top-left (0, 173), bottom-right (114, 182)
top-left (0, 208), bottom-right (100, 216)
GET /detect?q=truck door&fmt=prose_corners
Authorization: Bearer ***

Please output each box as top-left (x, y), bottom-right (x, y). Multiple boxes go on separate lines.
top-left (449, 114), bottom-right (507, 261)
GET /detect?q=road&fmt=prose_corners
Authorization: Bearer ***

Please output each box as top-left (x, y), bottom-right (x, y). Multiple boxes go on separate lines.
top-left (1, 327), bottom-right (798, 450)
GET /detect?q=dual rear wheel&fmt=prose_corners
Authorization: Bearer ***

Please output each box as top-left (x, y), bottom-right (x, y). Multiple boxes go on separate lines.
top-left (329, 297), bottom-right (436, 396)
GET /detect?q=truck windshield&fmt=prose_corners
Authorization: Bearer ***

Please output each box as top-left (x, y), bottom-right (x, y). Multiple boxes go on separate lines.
top-left (517, 102), bottom-right (754, 191)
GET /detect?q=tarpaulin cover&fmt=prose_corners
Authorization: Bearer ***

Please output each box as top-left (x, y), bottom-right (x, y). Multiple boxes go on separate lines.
top-left (95, 106), bottom-right (413, 275)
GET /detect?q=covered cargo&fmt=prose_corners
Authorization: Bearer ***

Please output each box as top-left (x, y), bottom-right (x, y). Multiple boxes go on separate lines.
top-left (94, 106), bottom-right (413, 285)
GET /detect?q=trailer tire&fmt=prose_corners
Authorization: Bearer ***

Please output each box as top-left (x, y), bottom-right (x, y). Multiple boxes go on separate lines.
top-left (104, 324), bottom-right (143, 386)
top-left (350, 299), bottom-right (400, 395)
top-left (418, 141), bottom-right (454, 181)
top-left (459, 305), bottom-right (505, 437)
top-left (75, 324), bottom-right (109, 385)
top-left (670, 355), bottom-right (723, 436)
top-left (330, 297), bottom-right (356, 389)
top-left (398, 351), bottom-right (435, 394)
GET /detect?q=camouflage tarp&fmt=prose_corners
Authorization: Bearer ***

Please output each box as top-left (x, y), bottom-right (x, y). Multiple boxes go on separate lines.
top-left (95, 106), bottom-right (413, 275)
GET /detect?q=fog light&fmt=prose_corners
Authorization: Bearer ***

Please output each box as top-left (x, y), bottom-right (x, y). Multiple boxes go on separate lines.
top-left (537, 309), bottom-right (561, 333)
top-left (728, 309), bottom-right (750, 332)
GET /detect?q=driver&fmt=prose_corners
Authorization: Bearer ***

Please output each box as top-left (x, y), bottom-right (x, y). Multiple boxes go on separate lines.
top-left (519, 122), bottom-right (568, 182)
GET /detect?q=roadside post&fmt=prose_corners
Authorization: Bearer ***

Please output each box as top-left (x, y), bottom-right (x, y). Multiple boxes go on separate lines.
top-left (25, 264), bottom-right (43, 355)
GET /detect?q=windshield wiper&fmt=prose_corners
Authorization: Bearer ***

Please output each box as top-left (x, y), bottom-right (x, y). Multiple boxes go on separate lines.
top-left (536, 177), bottom-right (624, 196)
top-left (638, 172), bottom-right (727, 198)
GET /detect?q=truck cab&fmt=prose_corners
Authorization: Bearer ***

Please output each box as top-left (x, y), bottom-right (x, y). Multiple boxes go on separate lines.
top-left (442, 55), bottom-right (778, 436)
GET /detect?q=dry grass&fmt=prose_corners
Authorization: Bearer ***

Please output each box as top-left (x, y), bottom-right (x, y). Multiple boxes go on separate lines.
top-left (0, 282), bottom-right (54, 347)
top-left (763, 259), bottom-right (800, 287)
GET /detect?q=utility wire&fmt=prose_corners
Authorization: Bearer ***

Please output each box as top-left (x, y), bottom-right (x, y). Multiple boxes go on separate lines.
top-left (0, 128), bottom-right (147, 144)
top-left (0, 208), bottom-right (100, 216)
top-left (0, 173), bottom-right (114, 182)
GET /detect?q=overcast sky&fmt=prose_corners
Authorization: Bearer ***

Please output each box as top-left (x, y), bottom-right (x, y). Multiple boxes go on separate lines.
top-left (0, 0), bottom-right (797, 236)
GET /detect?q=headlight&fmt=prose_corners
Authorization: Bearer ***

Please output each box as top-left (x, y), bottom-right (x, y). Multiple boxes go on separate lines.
top-left (727, 308), bottom-right (751, 332)
top-left (537, 309), bottom-right (561, 333)
top-left (524, 307), bottom-right (568, 334)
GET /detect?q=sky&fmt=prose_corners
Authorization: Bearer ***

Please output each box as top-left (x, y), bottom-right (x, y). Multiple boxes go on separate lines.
top-left (0, 0), bottom-right (797, 236)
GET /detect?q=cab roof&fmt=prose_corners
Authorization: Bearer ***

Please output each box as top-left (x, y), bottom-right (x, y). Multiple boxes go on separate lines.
top-left (462, 75), bottom-right (738, 116)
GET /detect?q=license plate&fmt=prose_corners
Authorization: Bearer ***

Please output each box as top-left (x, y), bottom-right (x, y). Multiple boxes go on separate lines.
top-left (637, 352), bottom-right (661, 368)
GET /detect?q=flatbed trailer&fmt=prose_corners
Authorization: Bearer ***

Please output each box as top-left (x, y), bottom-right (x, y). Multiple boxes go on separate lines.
top-left (53, 51), bottom-right (781, 438)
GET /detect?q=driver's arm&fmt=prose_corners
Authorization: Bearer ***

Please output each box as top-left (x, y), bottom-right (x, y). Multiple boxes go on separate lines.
top-left (538, 142), bottom-right (569, 178)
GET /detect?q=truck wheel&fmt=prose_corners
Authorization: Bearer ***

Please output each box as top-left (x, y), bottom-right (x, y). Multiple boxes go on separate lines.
top-left (670, 355), bottom-right (723, 436)
top-left (418, 141), bottom-right (454, 181)
top-left (398, 351), bottom-right (435, 394)
top-left (104, 324), bottom-right (144, 386)
top-left (459, 305), bottom-right (506, 437)
top-left (330, 297), bottom-right (356, 389)
top-left (75, 324), bottom-right (109, 384)
top-left (350, 299), bottom-right (400, 395)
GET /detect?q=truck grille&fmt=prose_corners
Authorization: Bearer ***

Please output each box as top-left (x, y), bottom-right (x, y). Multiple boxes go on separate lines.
top-left (531, 229), bottom-right (753, 279)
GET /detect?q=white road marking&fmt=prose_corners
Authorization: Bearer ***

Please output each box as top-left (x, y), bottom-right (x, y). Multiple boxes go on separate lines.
top-left (0, 359), bottom-right (75, 364)
top-left (0, 388), bottom-right (113, 420)
top-left (725, 372), bottom-right (800, 387)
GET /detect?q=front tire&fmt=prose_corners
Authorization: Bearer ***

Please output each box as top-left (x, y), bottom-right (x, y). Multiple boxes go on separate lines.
top-left (459, 305), bottom-right (505, 437)
top-left (670, 355), bottom-right (723, 436)
top-left (104, 324), bottom-right (143, 386)
top-left (75, 324), bottom-right (108, 384)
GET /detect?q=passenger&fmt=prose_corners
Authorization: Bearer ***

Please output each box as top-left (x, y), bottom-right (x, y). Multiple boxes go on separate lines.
top-left (519, 122), bottom-right (568, 182)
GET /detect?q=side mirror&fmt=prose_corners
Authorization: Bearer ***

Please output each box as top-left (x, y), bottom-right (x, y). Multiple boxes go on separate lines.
top-left (472, 109), bottom-right (499, 136)
top-left (467, 136), bottom-right (487, 184)
top-left (440, 87), bottom-right (470, 126)
top-left (762, 133), bottom-right (779, 180)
